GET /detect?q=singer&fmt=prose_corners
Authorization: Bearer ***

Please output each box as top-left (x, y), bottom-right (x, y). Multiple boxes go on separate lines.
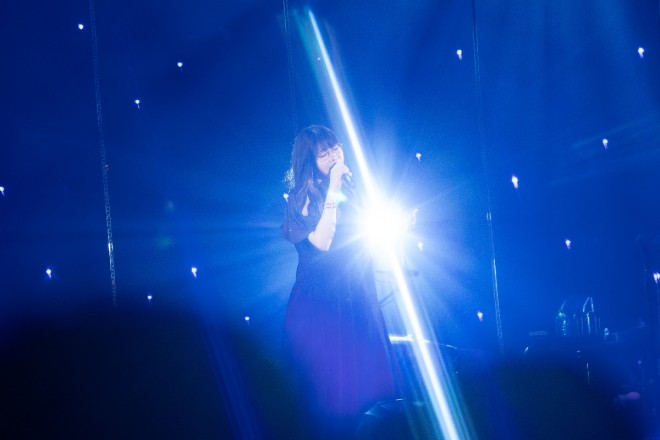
top-left (282, 125), bottom-right (397, 438)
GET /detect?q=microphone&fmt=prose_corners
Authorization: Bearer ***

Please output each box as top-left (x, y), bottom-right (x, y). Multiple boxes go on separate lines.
top-left (343, 173), bottom-right (355, 189)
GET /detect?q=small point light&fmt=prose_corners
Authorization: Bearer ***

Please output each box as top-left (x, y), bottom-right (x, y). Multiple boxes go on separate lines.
top-left (46, 268), bottom-right (52, 279)
top-left (0, 186), bottom-right (5, 196)
top-left (134, 99), bottom-right (141, 109)
top-left (565, 239), bottom-right (572, 250)
top-left (191, 266), bottom-right (198, 277)
top-left (177, 61), bottom-right (183, 68)
top-left (511, 175), bottom-right (519, 189)
top-left (244, 316), bottom-right (251, 325)
top-left (147, 294), bottom-right (153, 301)
top-left (638, 47), bottom-right (645, 58)
top-left (283, 193), bottom-right (289, 202)
top-left (78, 24), bottom-right (84, 30)
top-left (477, 311), bottom-right (484, 322)
top-left (456, 49), bottom-right (463, 60)
top-left (602, 139), bottom-right (609, 149)
top-left (654, 272), bottom-right (660, 283)
top-left (415, 152), bottom-right (422, 161)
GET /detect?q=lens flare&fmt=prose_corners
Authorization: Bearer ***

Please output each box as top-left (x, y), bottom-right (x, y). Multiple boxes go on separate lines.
top-left (305, 9), bottom-right (469, 439)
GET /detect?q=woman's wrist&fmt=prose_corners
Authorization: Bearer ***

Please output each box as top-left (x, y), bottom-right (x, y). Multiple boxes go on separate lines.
top-left (325, 190), bottom-right (341, 203)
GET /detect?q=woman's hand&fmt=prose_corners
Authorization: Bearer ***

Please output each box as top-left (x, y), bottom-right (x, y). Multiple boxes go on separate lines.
top-left (328, 161), bottom-right (351, 193)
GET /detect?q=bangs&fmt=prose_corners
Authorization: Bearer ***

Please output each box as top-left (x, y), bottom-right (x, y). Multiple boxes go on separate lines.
top-left (315, 140), bottom-right (336, 154)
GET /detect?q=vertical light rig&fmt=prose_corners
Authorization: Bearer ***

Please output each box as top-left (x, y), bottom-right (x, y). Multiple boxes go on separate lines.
top-left (305, 9), bottom-right (469, 440)
top-left (89, 0), bottom-right (118, 306)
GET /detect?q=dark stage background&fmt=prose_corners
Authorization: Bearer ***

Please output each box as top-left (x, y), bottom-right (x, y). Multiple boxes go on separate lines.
top-left (1, 0), bottom-right (660, 435)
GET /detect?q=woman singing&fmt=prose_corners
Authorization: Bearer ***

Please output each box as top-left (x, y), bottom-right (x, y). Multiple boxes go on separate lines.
top-left (282, 125), bottom-right (397, 438)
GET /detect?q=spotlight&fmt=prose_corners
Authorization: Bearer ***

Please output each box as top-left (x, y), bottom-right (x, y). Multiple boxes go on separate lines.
top-left (456, 49), bottom-right (463, 60)
top-left (362, 201), bottom-right (414, 252)
top-left (565, 239), bottom-right (572, 250)
top-left (191, 266), bottom-right (198, 277)
top-left (511, 175), bottom-right (519, 189)
top-left (638, 47), bottom-right (645, 58)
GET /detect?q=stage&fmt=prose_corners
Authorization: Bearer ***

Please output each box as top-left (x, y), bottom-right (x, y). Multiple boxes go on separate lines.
top-left (1, 0), bottom-right (660, 438)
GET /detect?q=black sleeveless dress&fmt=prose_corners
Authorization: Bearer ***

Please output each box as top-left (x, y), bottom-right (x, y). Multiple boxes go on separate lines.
top-left (283, 191), bottom-right (397, 437)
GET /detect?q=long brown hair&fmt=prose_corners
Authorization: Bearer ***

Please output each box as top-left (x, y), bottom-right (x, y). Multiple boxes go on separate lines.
top-left (285, 125), bottom-right (339, 218)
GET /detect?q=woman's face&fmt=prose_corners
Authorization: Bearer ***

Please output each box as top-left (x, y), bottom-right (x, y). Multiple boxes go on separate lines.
top-left (315, 144), bottom-right (343, 176)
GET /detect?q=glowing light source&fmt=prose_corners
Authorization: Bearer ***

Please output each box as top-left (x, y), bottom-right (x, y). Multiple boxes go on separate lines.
top-left (602, 139), bottom-right (609, 149)
top-left (134, 99), bottom-right (141, 109)
top-left (456, 49), bottom-right (463, 60)
top-left (477, 311), bottom-right (484, 322)
top-left (389, 334), bottom-right (414, 343)
top-left (565, 239), bottom-right (572, 250)
top-left (177, 61), bottom-right (183, 69)
top-left (638, 47), bottom-right (645, 58)
top-left (416, 152), bottom-right (422, 161)
top-left (283, 193), bottom-right (289, 202)
top-left (389, 334), bottom-right (432, 343)
top-left (654, 272), bottom-right (660, 283)
top-left (78, 24), bottom-right (84, 30)
top-left (147, 294), bottom-right (153, 301)
top-left (45, 268), bottom-right (52, 279)
top-left (511, 175), bottom-right (519, 189)
top-left (191, 266), bottom-right (198, 277)
top-left (0, 186), bottom-right (5, 196)
top-left (363, 201), bottom-right (414, 252)
top-left (244, 316), bottom-right (251, 325)
top-left (305, 9), bottom-right (468, 439)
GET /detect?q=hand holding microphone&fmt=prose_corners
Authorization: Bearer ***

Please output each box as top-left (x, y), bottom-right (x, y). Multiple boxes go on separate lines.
top-left (329, 160), bottom-right (352, 192)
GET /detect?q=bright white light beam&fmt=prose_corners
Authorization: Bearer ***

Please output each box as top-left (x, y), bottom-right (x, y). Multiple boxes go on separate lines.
top-left (308, 11), bottom-right (376, 197)
top-left (307, 9), bottom-right (468, 440)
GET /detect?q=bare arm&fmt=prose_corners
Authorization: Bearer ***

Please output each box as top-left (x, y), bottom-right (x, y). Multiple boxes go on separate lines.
top-left (306, 162), bottom-right (350, 251)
